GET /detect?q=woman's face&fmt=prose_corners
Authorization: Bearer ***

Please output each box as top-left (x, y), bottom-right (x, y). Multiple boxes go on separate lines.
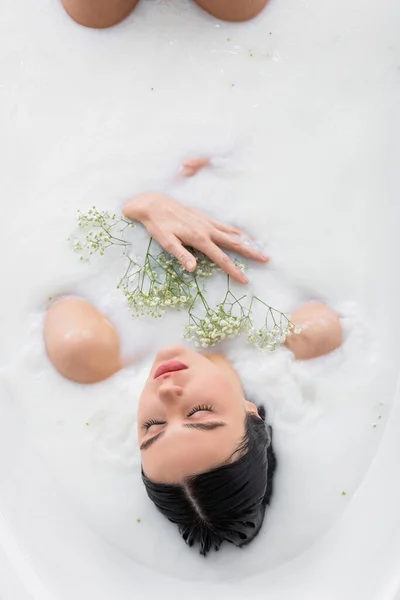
top-left (138, 345), bottom-right (258, 483)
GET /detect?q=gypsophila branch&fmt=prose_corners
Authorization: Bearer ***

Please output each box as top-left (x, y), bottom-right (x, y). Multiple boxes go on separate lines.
top-left (70, 207), bottom-right (299, 350)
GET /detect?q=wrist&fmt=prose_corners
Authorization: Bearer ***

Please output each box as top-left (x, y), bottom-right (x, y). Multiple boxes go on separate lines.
top-left (122, 192), bottom-right (163, 224)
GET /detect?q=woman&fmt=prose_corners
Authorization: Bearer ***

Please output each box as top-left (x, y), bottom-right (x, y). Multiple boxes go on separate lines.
top-left (61, 0), bottom-right (270, 29)
top-left (44, 190), bottom-right (342, 556)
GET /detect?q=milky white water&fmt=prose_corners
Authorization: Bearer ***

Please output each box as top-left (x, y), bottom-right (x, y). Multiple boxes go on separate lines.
top-left (0, 0), bottom-right (399, 587)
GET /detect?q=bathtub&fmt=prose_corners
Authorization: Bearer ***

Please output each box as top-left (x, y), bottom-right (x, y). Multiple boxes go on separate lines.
top-left (1, 0), bottom-right (400, 596)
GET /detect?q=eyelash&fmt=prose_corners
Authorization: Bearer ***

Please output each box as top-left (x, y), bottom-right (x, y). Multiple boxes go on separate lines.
top-left (143, 405), bottom-right (213, 431)
top-left (142, 418), bottom-right (165, 431)
top-left (186, 404), bottom-right (214, 417)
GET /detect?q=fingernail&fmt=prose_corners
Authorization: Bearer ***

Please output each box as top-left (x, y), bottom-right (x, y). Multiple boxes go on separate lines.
top-left (186, 259), bottom-right (196, 270)
top-left (241, 273), bottom-right (249, 284)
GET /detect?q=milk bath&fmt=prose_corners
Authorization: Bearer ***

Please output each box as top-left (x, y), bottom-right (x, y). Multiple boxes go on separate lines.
top-left (1, 171), bottom-right (396, 582)
top-left (0, 0), bottom-right (399, 590)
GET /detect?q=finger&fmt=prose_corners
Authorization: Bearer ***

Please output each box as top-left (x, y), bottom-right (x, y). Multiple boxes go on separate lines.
top-left (158, 234), bottom-right (197, 272)
top-left (210, 220), bottom-right (244, 236)
top-left (197, 241), bottom-right (249, 284)
top-left (213, 231), bottom-right (269, 263)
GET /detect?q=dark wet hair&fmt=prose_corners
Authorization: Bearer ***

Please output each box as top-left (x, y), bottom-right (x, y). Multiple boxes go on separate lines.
top-left (142, 406), bottom-right (277, 556)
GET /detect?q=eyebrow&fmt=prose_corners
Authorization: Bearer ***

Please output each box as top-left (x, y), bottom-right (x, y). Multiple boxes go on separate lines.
top-left (140, 422), bottom-right (226, 451)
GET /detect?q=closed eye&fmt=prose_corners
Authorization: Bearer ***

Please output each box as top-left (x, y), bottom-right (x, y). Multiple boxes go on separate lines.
top-left (186, 404), bottom-right (214, 417)
top-left (141, 405), bottom-right (213, 434)
top-left (140, 421), bottom-right (227, 451)
top-left (142, 418), bottom-right (166, 431)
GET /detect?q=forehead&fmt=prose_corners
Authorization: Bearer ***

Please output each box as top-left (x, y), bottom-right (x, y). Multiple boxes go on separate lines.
top-left (141, 419), bottom-right (245, 484)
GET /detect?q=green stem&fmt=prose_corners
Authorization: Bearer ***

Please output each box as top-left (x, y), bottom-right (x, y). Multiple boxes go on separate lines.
top-left (194, 278), bottom-right (210, 311)
top-left (189, 313), bottom-right (201, 326)
top-left (99, 224), bottom-right (130, 245)
top-left (253, 296), bottom-right (273, 310)
top-left (140, 237), bottom-right (154, 292)
top-left (228, 294), bottom-right (247, 309)
top-left (149, 253), bottom-right (190, 288)
top-left (118, 258), bottom-right (136, 288)
top-left (188, 292), bottom-right (200, 314)
top-left (248, 297), bottom-right (255, 313)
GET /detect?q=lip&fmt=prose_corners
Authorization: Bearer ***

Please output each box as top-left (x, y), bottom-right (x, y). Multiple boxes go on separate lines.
top-left (154, 361), bottom-right (188, 380)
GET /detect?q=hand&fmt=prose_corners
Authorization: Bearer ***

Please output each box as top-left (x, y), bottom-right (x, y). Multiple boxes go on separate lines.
top-left (122, 193), bottom-right (269, 284)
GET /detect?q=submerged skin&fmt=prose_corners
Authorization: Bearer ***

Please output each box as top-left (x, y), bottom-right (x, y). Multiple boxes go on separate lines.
top-left (60, 0), bottom-right (269, 28)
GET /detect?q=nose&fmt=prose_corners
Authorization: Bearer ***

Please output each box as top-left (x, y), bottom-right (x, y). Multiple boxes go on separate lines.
top-left (157, 380), bottom-right (183, 403)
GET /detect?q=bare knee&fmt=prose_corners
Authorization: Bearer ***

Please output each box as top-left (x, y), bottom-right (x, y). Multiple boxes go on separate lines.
top-left (60, 0), bottom-right (140, 29)
top-left (193, 0), bottom-right (269, 22)
top-left (44, 297), bottom-right (121, 384)
top-left (284, 302), bottom-right (343, 360)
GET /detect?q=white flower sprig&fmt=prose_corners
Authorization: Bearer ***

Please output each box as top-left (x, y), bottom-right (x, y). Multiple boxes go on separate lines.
top-left (70, 207), bottom-right (135, 259)
top-left (70, 207), bottom-right (299, 350)
top-left (119, 239), bottom-right (195, 318)
top-left (184, 276), bottom-right (296, 350)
